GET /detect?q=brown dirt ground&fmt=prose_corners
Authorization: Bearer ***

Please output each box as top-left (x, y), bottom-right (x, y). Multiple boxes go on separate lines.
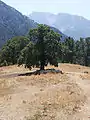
top-left (0, 63), bottom-right (90, 120)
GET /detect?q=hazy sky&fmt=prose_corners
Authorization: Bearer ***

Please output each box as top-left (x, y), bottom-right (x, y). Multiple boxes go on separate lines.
top-left (2, 0), bottom-right (90, 19)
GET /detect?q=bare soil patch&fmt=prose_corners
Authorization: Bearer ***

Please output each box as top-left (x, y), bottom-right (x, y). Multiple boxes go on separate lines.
top-left (0, 64), bottom-right (90, 120)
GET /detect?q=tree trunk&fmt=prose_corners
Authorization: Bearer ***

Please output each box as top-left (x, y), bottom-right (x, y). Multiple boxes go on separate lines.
top-left (40, 61), bottom-right (45, 70)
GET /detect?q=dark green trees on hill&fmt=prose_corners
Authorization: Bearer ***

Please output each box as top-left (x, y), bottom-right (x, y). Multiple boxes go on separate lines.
top-left (0, 36), bottom-right (29, 66)
top-left (0, 24), bottom-right (61, 70)
top-left (85, 37), bottom-right (90, 66)
top-left (18, 25), bottom-right (61, 70)
top-left (61, 37), bottom-right (90, 66)
top-left (0, 24), bottom-right (90, 68)
top-left (61, 37), bottom-right (75, 63)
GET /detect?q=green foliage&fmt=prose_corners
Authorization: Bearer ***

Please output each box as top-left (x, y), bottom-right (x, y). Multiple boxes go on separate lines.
top-left (61, 37), bottom-right (90, 66)
top-left (73, 38), bottom-right (86, 65)
top-left (84, 37), bottom-right (90, 66)
top-left (18, 42), bottom-right (36, 69)
top-left (18, 24), bottom-right (61, 70)
top-left (0, 24), bottom-right (90, 68)
top-left (0, 36), bottom-right (29, 65)
top-left (61, 37), bottom-right (75, 63)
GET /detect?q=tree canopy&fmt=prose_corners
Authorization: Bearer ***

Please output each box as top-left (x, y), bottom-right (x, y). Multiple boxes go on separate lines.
top-left (0, 24), bottom-right (90, 69)
top-left (18, 24), bottom-right (61, 70)
top-left (60, 37), bottom-right (90, 66)
top-left (0, 36), bottom-right (29, 66)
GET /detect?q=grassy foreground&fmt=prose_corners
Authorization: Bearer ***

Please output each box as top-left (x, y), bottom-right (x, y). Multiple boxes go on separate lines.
top-left (0, 64), bottom-right (90, 120)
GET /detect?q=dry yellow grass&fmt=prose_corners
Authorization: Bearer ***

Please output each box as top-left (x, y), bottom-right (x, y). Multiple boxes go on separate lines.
top-left (0, 64), bottom-right (90, 120)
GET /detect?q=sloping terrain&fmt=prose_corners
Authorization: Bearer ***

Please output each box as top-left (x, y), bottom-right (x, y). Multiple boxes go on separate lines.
top-left (0, 1), bottom-right (66, 48)
top-left (0, 0), bottom-right (37, 48)
top-left (0, 64), bottom-right (90, 120)
top-left (30, 12), bottom-right (90, 39)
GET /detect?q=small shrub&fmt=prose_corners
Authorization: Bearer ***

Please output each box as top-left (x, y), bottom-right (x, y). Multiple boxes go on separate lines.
top-left (84, 71), bottom-right (88, 74)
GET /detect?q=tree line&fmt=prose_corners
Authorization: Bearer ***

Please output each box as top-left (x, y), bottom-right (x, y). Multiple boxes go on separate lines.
top-left (0, 24), bottom-right (90, 70)
top-left (61, 37), bottom-right (90, 66)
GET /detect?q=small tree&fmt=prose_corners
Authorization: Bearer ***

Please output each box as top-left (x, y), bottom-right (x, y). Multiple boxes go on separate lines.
top-left (61, 37), bottom-right (75, 63)
top-left (85, 37), bottom-right (90, 66)
top-left (0, 36), bottom-right (29, 65)
top-left (18, 24), bottom-right (61, 70)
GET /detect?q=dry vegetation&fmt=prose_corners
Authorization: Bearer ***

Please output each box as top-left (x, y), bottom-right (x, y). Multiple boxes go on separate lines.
top-left (0, 64), bottom-right (90, 120)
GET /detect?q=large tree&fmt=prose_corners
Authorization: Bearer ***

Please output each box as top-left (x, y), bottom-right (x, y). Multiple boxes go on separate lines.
top-left (18, 24), bottom-right (61, 70)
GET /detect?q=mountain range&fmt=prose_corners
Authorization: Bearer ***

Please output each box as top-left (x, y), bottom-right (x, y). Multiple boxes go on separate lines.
top-left (29, 12), bottom-right (90, 39)
top-left (0, 1), bottom-right (66, 48)
top-left (0, 0), bottom-right (90, 48)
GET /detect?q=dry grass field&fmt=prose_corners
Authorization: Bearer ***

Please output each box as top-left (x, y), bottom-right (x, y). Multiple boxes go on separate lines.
top-left (0, 64), bottom-right (90, 120)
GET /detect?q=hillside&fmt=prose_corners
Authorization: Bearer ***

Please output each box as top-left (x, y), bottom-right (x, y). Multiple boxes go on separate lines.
top-left (30, 12), bottom-right (90, 39)
top-left (0, 64), bottom-right (90, 119)
top-left (0, 0), bottom-right (37, 48)
top-left (0, 1), bottom-right (66, 48)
